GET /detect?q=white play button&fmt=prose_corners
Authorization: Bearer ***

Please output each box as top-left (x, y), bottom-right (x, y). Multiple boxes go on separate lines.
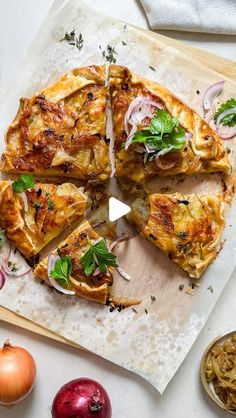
top-left (109, 197), bottom-right (131, 222)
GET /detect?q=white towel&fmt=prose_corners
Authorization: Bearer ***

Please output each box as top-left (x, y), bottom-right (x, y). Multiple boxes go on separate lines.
top-left (140, 0), bottom-right (236, 34)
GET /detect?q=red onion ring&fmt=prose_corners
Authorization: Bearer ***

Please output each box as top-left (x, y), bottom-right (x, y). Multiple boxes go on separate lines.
top-left (20, 192), bottom-right (29, 213)
top-left (47, 253), bottom-right (75, 295)
top-left (0, 248), bottom-right (31, 278)
top-left (108, 234), bottom-right (129, 251)
top-left (0, 269), bottom-right (6, 290)
top-left (124, 96), bottom-right (163, 150)
top-left (203, 81), bottom-right (224, 111)
top-left (116, 263), bottom-right (131, 281)
top-left (155, 147), bottom-right (175, 169)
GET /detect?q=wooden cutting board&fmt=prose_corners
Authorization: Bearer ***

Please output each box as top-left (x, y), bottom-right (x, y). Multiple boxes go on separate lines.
top-left (0, 23), bottom-right (235, 347)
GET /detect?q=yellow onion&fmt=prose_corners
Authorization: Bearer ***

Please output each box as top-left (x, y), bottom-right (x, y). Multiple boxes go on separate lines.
top-left (0, 339), bottom-right (36, 406)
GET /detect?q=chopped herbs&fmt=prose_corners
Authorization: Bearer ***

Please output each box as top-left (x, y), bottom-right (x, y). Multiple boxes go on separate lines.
top-left (132, 307), bottom-right (138, 314)
top-left (81, 239), bottom-right (117, 276)
top-left (123, 24), bottom-right (127, 31)
top-left (7, 260), bottom-right (18, 272)
top-left (179, 284), bottom-right (184, 291)
top-left (122, 40), bottom-right (127, 46)
top-left (145, 308), bottom-right (148, 314)
top-left (48, 200), bottom-right (55, 211)
top-left (130, 109), bottom-right (186, 160)
top-left (60, 30), bottom-right (84, 50)
top-left (176, 231), bottom-right (188, 240)
top-left (102, 45), bottom-right (117, 63)
top-left (149, 65), bottom-right (156, 71)
top-left (33, 202), bottom-right (41, 210)
top-left (12, 174), bottom-right (35, 193)
top-left (151, 295), bottom-right (156, 302)
top-left (208, 285), bottom-right (214, 294)
top-left (214, 98), bottom-right (236, 127)
top-left (50, 256), bottom-right (72, 287)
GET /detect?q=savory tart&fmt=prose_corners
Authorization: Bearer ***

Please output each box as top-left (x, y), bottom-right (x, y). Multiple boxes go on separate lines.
top-left (0, 177), bottom-right (87, 257)
top-left (0, 65), bottom-right (110, 181)
top-left (109, 65), bottom-right (230, 182)
top-left (34, 220), bottom-right (116, 304)
top-left (128, 192), bottom-right (225, 278)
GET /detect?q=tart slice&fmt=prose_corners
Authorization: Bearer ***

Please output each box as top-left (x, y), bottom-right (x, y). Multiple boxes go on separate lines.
top-left (34, 220), bottom-right (116, 304)
top-left (0, 177), bottom-right (87, 257)
top-left (128, 192), bottom-right (225, 278)
top-left (109, 64), bottom-right (230, 182)
top-left (1, 65), bottom-right (110, 181)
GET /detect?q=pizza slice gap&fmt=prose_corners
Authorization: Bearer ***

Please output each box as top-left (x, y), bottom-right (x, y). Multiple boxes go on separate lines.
top-left (0, 65), bottom-right (110, 181)
top-left (34, 218), bottom-right (140, 306)
top-left (109, 64), bottom-right (230, 183)
top-left (127, 192), bottom-right (226, 279)
top-left (0, 176), bottom-right (87, 258)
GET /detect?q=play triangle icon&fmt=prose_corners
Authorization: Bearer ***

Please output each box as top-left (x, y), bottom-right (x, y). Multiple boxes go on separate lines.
top-left (109, 197), bottom-right (131, 222)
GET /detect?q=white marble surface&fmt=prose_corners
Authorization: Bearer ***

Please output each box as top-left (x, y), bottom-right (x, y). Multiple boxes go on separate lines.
top-left (0, 1), bottom-right (235, 417)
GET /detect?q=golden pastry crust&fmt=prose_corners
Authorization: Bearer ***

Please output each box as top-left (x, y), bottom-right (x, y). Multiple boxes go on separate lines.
top-left (129, 192), bottom-right (225, 278)
top-left (0, 180), bottom-right (87, 257)
top-left (1, 65), bottom-right (110, 181)
top-left (34, 220), bottom-right (114, 304)
top-left (109, 65), bottom-right (230, 183)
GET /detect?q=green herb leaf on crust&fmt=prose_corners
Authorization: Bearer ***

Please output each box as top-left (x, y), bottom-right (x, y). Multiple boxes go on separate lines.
top-left (12, 174), bottom-right (35, 193)
top-left (81, 239), bottom-right (117, 277)
top-left (214, 98), bottom-right (236, 127)
top-left (50, 256), bottom-right (72, 288)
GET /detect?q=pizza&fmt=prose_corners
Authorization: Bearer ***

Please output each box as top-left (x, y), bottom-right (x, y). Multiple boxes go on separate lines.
top-left (0, 65), bottom-right (110, 181)
top-left (128, 192), bottom-right (225, 278)
top-left (0, 178), bottom-right (87, 258)
top-left (34, 220), bottom-right (116, 304)
top-left (109, 65), bottom-right (230, 183)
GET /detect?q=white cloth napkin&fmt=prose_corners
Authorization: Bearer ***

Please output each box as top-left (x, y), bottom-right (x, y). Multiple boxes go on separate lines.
top-left (140, 0), bottom-right (236, 34)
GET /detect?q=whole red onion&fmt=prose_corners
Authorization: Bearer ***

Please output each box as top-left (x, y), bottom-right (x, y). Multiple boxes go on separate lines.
top-left (51, 378), bottom-right (112, 418)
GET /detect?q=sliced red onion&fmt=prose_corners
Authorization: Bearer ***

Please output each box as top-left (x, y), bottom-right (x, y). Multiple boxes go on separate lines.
top-left (20, 192), bottom-right (29, 213)
top-left (124, 96), bottom-right (163, 150)
top-left (203, 81), bottom-right (224, 111)
top-left (185, 132), bottom-right (193, 139)
top-left (47, 253), bottom-right (75, 295)
top-left (93, 267), bottom-right (101, 277)
top-left (109, 234), bottom-right (129, 251)
top-left (0, 269), bottom-right (6, 290)
top-left (116, 263), bottom-right (131, 281)
top-left (155, 147), bottom-right (175, 169)
top-left (133, 144), bottom-right (145, 153)
top-left (0, 247), bottom-right (31, 277)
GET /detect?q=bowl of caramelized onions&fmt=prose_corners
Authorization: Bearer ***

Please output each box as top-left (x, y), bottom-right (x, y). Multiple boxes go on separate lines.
top-left (201, 331), bottom-right (236, 415)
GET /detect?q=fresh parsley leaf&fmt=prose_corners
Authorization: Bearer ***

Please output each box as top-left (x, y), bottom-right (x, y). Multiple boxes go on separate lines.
top-left (50, 256), bottom-right (72, 287)
top-left (130, 109), bottom-right (186, 160)
top-left (149, 109), bottom-right (178, 137)
top-left (214, 98), bottom-right (236, 127)
top-left (132, 109), bottom-right (186, 161)
top-left (81, 239), bottom-right (117, 277)
top-left (48, 200), bottom-right (55, 210)
top-left (12, 174), bottom-right (35, 193)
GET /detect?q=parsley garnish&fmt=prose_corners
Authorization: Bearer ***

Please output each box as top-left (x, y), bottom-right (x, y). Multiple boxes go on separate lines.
top-left (50, 256), bottom-right (72, 287)
top-left (130, 109), bottom-right (186, 159)
top-left (214, 98), bottom-right (236, 127)
top-left (12, 174), bottom-right (35, 193)
top-left (48, 200), bottom-right (55, 211)
top-left (81, 239), bottom-right (117, 277)
top-left (102, 45), bottom-right (117, 63)
top-left (60, 30), bottom-right (83, 50)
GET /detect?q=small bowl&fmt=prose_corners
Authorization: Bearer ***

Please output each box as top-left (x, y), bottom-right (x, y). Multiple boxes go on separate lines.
top-left (200, 330), bottom-right (236, 415)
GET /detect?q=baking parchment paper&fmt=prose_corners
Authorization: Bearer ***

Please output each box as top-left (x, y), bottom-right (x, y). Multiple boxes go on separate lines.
top-left (1, 0), bottom-right (236, 393)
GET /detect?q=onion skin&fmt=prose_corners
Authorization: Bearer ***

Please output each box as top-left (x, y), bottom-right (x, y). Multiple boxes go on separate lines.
top-left (52, 378), bottom-right (112, 418)
top-left (0, 340), bottom-right (36, 406)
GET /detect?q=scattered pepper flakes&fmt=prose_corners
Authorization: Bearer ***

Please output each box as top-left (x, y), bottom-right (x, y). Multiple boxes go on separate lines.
top-left (179, 284), bottom-right (184, 291)
top-left (196, 90), bottom-right (200, 95)
top-left (149, 65), bottom-right (156, 71)
top-left (208, 285), bottom-right (213, 293)
top-left (122, 40), bottom-right (127, 46)
top-left (132, 307), bottom-right (138, 314)
top-left (151, 295), bottom-right (156, 302)
top-left (145, 308), bottom-right (148, 314)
